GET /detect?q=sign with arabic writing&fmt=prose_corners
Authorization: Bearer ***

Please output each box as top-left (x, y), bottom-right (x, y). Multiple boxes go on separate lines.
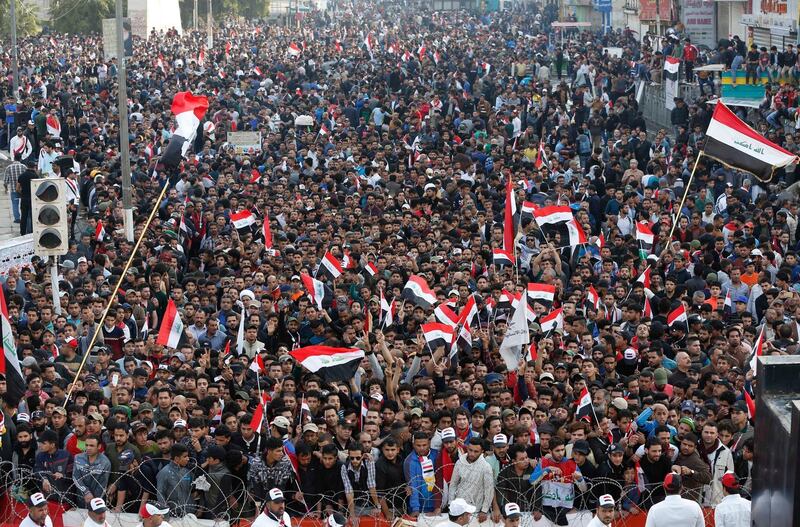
top-left (541, 480), bottom-right (575, 508)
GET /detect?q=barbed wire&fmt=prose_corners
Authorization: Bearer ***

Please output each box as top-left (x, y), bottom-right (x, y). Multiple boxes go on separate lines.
top-left (0, 459), bottom-right (723, 526)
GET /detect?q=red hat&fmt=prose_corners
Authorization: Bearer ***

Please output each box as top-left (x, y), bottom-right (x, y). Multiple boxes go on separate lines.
top-left (721, 472), bottom-right (740, 490)
top-left (664, 472), bottom-right (682, 492)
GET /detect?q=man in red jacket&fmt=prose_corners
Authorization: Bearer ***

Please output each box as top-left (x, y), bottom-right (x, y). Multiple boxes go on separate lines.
top-left (683, 38), bottom-right (699, 82)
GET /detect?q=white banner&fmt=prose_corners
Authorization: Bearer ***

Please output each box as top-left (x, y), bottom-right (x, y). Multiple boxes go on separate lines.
top-left (0, 234), bottom-right (34, 276)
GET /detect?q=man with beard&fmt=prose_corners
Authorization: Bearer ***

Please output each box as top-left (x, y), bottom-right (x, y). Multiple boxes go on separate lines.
top-left (252, 488), bottom-right (292, 527)
top-left (639, 437), bottom-right (673, 508)
top-left (671, 433), bottom-right (712, 503)
top-left (375, 437), bottom-right (405, 519)
top-left (139, 430), bottom-right (174, 505)
top-left (13, 424), bottom-right (38, 495)
top-left (434, 427), bottom-right (461, 510)
top-left (448, 437), bottom-right (495, 523)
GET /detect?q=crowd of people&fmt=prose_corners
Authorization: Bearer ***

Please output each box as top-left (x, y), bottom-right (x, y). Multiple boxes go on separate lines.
top-left (0, 0), bottom-right (775, 526)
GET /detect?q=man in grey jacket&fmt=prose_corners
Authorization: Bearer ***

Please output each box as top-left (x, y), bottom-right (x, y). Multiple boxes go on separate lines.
top-left (72, 435), bottom-right (111, 506)
top-left (157, 443), bottom-right (195, 516)
top-left (448, 437), bottom-right (495, 522)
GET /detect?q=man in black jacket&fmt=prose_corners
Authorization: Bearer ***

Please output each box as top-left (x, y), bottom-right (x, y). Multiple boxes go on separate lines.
top-left (638, 437), bottom-right (673, 508)
top-left (375, 437), bottom-right (405, 518)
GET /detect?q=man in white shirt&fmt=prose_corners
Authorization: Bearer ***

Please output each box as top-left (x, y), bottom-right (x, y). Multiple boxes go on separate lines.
top-left (84, 498), bottom-right (109, 527)
top-left (587, 494), bottom-right (616, 527)
top-left (714, 472), bottom-right (751, 527)
top-left (19, 492), bottom-right (53, 527)
top-left (252, 488), bottom-right (292, 527)
top-left (137, 502), bottom-right (171, 527)
top-left (435, 498), bottom-right (474, 527)
top-left (644, 473), bottom-right (704, 527)
top-left (9, 127), bottom-right (32, 160)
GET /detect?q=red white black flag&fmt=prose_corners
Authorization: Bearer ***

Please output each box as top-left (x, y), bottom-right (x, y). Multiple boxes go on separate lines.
top-left (705, 101), bottom-right (798, 181)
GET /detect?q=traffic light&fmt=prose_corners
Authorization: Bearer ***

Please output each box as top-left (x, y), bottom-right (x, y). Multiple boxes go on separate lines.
top-left (31, 178), bottom-right (69, 256)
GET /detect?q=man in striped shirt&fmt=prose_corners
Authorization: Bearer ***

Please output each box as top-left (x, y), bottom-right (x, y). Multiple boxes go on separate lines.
top-left (3, 154), bottom-right (25, 223)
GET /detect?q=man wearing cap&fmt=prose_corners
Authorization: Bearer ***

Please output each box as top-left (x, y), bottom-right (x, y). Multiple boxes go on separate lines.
top-left (252, 488), bottom-right (292, 527)
top-left (501, 502), bottom-right (522, 527)
top-left (586, 494), bottom-right (616, 527)
top-left (433, 427), bottom-right (460, 509)
top-left (84, 498), bottom-right (109, 527)
top-left (201, 445), bottom-right (234, 519)
top-left (645, 473), bottom-right (704, 527)
top-left (138, 502), bottom-right (171, 527)
top-left (436, 498), bottom-right (475, 527)
top-left (20, 492), bottom-right (52, 527)
top-left (448, 437), bottom-right (494, 522)
top-left (714, 472), bottom-right (751, 527)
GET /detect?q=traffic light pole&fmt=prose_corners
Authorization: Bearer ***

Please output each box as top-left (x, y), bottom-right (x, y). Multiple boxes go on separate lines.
top-left (50, 257), bottom-right (61, 315)
top-left (115, 0), bottom-right (134, 242)
top-left (10, 0), bottom-right (19, 98)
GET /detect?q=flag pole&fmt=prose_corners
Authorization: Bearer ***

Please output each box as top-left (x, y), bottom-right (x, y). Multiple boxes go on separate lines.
top-left (664, 151), bottom-right (704, 248)
top-left (63, 177), bottom-right (172, 407)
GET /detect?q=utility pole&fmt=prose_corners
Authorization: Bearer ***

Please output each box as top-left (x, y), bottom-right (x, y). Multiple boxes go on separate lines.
top-left (10, 0), bottom-right (19, 99)
top-left (206, 0), bottom-right (213, 48)
top-left (115, 0), bottom-right (133, 242)
top-left (655, 0), bottom-right (661, 37)
top-left (193, 0), bottom-right (198, 30)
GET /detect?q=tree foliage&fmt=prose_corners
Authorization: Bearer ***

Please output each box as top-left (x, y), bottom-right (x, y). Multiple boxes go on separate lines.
top-left (0, 0), bottom-right (41, 38)
top-left (50, 0), bottom-right (114, 34)
top-left (180, 0), bottom-right (269, 30)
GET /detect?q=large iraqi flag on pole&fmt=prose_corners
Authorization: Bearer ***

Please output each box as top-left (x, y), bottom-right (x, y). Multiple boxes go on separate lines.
top-left (705, 102), bottom-right (798, 181)
top-left (289, 345), bottom-right (366, 382)
top-left (0, 286), bottom-right (24, 404)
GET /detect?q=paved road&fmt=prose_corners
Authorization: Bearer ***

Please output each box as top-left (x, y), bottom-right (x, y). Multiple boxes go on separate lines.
top-left (0, 187), bottom-right (20, 243)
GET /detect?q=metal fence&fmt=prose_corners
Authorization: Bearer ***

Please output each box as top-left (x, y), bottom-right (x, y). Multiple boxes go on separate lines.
top-left (0, 458), bottom-right (727, 527)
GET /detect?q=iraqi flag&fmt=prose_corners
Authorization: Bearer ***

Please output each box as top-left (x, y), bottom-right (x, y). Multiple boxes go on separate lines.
top-left (566, 219), bottom-right (588, 246)
top-left (527, 283), bottom-right (556, 311)
top-left (521, 201), bottom-right (537, 223)
top-left (262, 214), bottom-right (274, 249)
top-left (540, 308), bottom-right (563, 333)
top-left (642, 295), bottom-right (653, 319)
top-left (533, 206), bottom-right (574, 242)
top-left (156, 299), bottom-right (185, 349)
top-left (434, 304), bottom-right (460, 329)
top-left (744, 389), bottom-right (756, 421)
top-left (402, 275), bottom-right (437, 309)
top-left (0, 286), bottom-right (24, 405)
top-left (636, 267), bottom-right (651, 289)
top-left (288, 42), bottom-right (302, 57)
top-left (587, 285), bottom-right (600, 311)
top-left (249, 353), bottom-right (265, 374)
top-left (503, 175), bottom-right (516, 253)
top-left (301, 273), bottom-right (331, 310)
top-left (162, 92), bottom-right (209, 168)
top-left (95, 221), bottom-right (107, 242)
top-left (534, 140), bottom-right (548, 170)
top-left (667, 304), bottom-right (688, 328)
top-left (362, 261), bottom-right (379, 281)
top-left (46, 114), bottom-right (61, 137)
top-left (723, 290), bottom-right (733, 314)
top-left (230, 210), bottom-right (256, 231)
top-left (422, 322), bottom-right (455, 351)
top-left (317, 251), bottom-right (344, 282)
top-left (635, 222), bottom-right (654, 259)
top-left (498, 290), bottom-right (515, 311)
top-left (704, 101), bottom-right (798, 181)
top-left (493, 248), bottom-right (514, 268)
top-left (459, 295), bottom-right (479, 329)
top-left (289, 345), bottom-right (365, 382)
top-left (663, 55), bottom-right (680, 82)
top-left (380, 291), bottom-right (395, 328)
top-left (249, 392), bottom-right (270, 432)
top-left (575, 386), bottom-right (594, 423)
top-left (748, 326), bottom-right (765, 375)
